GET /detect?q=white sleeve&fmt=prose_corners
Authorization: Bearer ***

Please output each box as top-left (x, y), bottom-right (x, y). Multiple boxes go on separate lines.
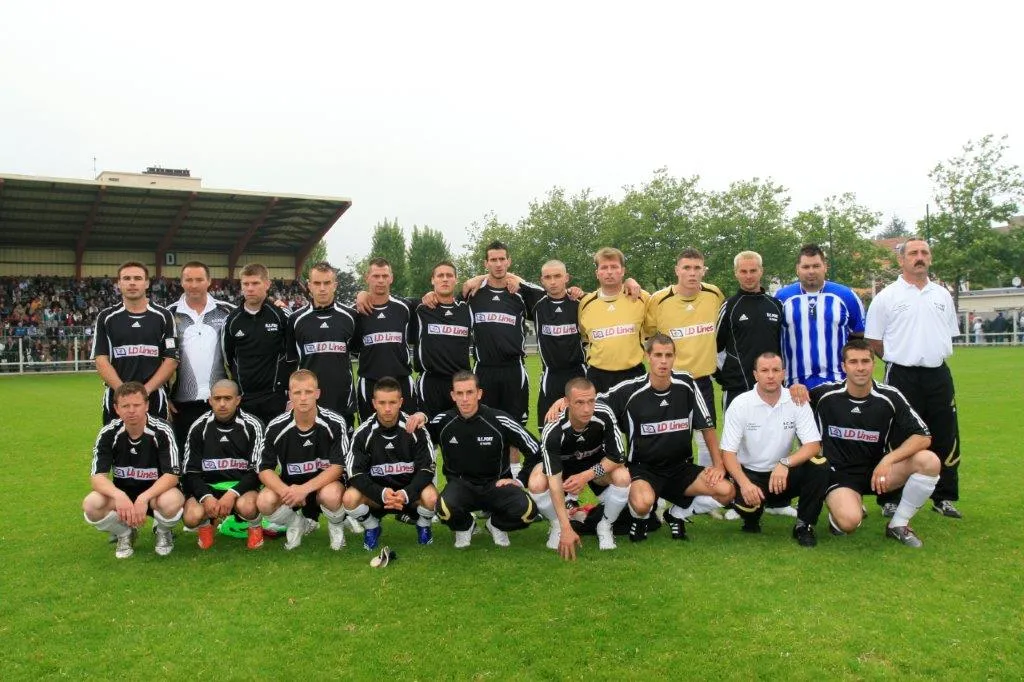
top-left (943, 291), bottom-right (959, 336)
top-left (863, 289), bottom-right (887, 341)
top-left (794, 403), bottom-right (821, 445)
top-left (719, 398), bottom-right (745, 453)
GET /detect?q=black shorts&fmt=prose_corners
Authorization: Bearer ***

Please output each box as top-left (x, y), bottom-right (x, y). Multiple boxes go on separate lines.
top-left (123, 485), bottom-right (157, 516)
top-left (587, 364), bottom-right (645, 395)
top-left (103, 386), bottom-right (169, 425)
top-left (537, 365), bottom-right (586, 428)
top-left (826, 465), bottom-right (875, 497)
top-left (562, 455), bottom-right (609, 496)
top-left (368, 500), bottom-right (423, 519)
top-left (630, 462), bottom-right (704, 506)
top-left (417, 372), bottom-right (455, 418)
top-left (476, 363), bottom-right (529, 426)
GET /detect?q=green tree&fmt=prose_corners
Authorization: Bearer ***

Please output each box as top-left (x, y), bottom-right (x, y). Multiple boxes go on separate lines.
top-left (791, 193), bottom-right (885, 289)
top-left (366, 218), bottom-right (409, 295)
top-left (599, 169), bottom-right (708, 291)
top-left (407, 226), bottom-right (452, 295)
top-left (334, 268), bottom-right (361, 303)
top-left (877, 215), bottom-right (910, 240)
top-left (703, 178), bottom-right (798, 291)
top-left (926, 134), bottom-right (1024, 307)
top-left (299, 239), bottom-right (329, 281)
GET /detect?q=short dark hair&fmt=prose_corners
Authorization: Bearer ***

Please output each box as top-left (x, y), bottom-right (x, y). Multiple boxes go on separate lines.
top-left (373, 376), bottom-right (402, 397)
top-left (432, 260), bottom-right (457, 277)
top-left (114, 381), bottom-right (148, 403)
top-left (797, 244), bottom-right (827, 264)
top-left (644, 332), bottom-right (674, 354)
top-left (452, 370), bottom-right (478, 388)
top-left (240, 263), bottom-right (269, 280)
top-left (367, 257), bottom-right (391, 270)
top-left (117, 261), bottom-right (149, 279)
top-left (564, 376), bottom-right (595, 397)
top-left (180, 261), bottom-right (210, 278)
top-left (485, 241), bottom-right (509, 258)
top-left (841, 338), bottom-right (873, 361)
top-left (677, 248), bottom-right (705, 262)
top-left (309, 261), bottom-right (337, 277)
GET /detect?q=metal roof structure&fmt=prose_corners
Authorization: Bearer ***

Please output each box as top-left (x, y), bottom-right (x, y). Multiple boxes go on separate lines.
top-left (0, 172), bottom-right (352, 278)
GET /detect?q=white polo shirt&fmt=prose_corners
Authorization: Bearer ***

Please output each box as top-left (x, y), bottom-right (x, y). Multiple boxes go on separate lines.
top-left (864, 276), bottom-right (959, 367)
top-left (720, 387), bottom-right (821, 472)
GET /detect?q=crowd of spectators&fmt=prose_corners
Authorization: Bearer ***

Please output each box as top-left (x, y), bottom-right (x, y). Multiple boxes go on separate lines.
top-left (0, 275), bottom-right (310, 370)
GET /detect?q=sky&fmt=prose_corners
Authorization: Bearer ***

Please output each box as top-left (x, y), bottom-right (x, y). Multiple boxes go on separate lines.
top-left (2, 1), bottom-right (1022, 270)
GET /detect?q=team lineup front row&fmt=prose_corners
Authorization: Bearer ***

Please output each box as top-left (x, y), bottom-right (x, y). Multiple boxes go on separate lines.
top-left (84, 335), bottom-right (941, 560)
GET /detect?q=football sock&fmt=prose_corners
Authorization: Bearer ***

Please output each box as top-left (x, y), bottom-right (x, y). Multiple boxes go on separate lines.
top-left (319, 504), bottom-right (346, 527)
top-left (153, 509), bottom-right (182, 531)
top-left (344, 503), bottom-right (379, 530)
top-left (602, 485), bottom-right (630, 523)
top-left (891, 473), bottom-right (940, 528)
top-left (628, 503), bottom-right (650, 520)
top-left (530, 490), bottom-right (558, 522)
top-left (86, 510), bottom-right (130, 537)
top-left (690, 495), bottom-right (723, 514)
top-left (416, 505), bottom-right (435, 527)
top-left (266, 505), bottom-right (298, 527)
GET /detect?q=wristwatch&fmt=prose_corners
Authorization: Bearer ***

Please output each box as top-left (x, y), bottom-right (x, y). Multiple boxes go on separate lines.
top-left (779, 457), bottom-right (791, 469)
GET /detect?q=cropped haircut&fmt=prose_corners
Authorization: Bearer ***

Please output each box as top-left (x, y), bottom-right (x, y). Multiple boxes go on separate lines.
top-left (593, 247), bottom-right (625, 267)
top-left (114, 381), bottom-right (148, 403)
top-left (240, 263), bottom-right (270, 280)
top-left (118, 261), bottom-right (149, 279)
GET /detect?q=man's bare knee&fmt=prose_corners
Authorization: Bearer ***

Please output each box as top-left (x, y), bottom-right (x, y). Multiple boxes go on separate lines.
top-left (527, 466), bottom-right (548, 495)
top-left (257, 489), bottom-right (280, 515)
top-left (916, 450), bottom-right (941, 476)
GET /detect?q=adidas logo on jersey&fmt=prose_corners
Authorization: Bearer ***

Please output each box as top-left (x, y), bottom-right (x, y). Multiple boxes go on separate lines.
top-left (660, 399), bottom-right (669, 407)
top-left (235, 330), bottom-right (245, 337)
top-left (385, 442), bottom-right (395, 449)
top-left (444, 310), bottom-right (452, 317)
top-left (220, 435), bottom-right (229, 442)
top-left (738, 314), bottom-right (749, 321)
top-left (130, 447), bottom-right (137, 454)
top-left (303, 439), bottom-right (313, 446)
top-left (449, 436), bottom-right (459, 444)
top-left (576, 435), bottom-right (586, 442)
top-left (607, 304), bottom-right (616, 311)
top-left (131, 321), bottom-right (141, 328)
top-left (320, 321), bottom-right (329, 328)
top-left (377, 312), bottom-right (386, 319)
top-left (555, 307), bottom-right (562, 313)
top-left (851, 406), bottom-right (861, 414)
top-left (492, 295), bottom-right (501, 301)
top-left (686, 304), bottom-right (695, 311)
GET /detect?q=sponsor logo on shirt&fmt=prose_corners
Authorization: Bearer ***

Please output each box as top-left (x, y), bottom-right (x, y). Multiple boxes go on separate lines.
top-left (286, 458), bottom-right (332, 475)
top-left (304, 341), bottom-right (348, 354)
top-left (112, 344), bottom-right (159, 358)
top-left (591, 324), bottom-right (635, 340)
top-left (473, 312), bottom-right (517, 325)
top-left (827, 425), bottom-right (879, 443)
top-left (668, 322), bottom-right (716, 339)
top-left (113, 465), bottom-right (159, 480)
top-left (370, 462), bottom-right (415, 477)
top-left (566, 444), bottom-right (603, 461)
top-left (203, 458), bottom-right (250, 471)
top-left (639, 418), bottom-right (690, 435)
top-left (427, 323), bottom-right (469, 337)
top-left (541, 323), bottom-right (578, 337)
top-left (363, 331), bottom-right (405, 345)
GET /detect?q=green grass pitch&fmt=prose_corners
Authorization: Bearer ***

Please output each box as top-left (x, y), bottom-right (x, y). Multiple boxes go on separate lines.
top-left (1, 349), bottom-right (1022, 680)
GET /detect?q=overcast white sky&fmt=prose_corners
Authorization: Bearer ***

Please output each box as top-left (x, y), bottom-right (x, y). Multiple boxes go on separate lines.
top-left (2, 1), bottom-right (1022, 269)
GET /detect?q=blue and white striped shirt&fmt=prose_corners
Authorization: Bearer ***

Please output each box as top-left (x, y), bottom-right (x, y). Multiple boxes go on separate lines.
top-left (776, 281), bottom-right (865, 388)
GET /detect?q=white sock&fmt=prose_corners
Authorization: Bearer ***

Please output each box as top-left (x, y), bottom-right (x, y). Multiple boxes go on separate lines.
top-left (668, 504), bottom-right (691, 520)
top-left (267, 505), bottom-right (298, 527)
top-left (602, 485), bottom-right (630, 523)
top-left (628, 503), bottom-right (650, 520)
top-left (891, 473), bottom-right (940, 528)
top-left (153, 509), bottom-right (182, 531)
top-left (344, 503), bottom-right (379, 529)
top-left (530, 490), bottom-right (557, 523)
top-left (691, 495), bottom-right (723, 514)
top-left (85, 510), bottom-right (130, 537)
top-left (416, 505), bottom-right (435, 527)
top-left (319, 504), bottom-right (346, 526)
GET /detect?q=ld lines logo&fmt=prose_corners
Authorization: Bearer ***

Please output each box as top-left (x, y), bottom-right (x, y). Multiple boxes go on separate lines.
top-left (640, 418), bottom-right (689, 435)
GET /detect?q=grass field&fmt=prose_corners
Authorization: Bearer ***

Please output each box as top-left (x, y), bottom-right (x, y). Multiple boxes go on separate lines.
top-left (1, 349), bottom-right (1022, 680)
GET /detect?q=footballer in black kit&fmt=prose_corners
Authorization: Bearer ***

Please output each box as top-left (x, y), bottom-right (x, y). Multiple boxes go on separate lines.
top-left (531, 293), bottom-right (586, 427)
top-left (716, 286), bottom-right (783, 410)
top-left (524, 401), bottom-right (624, 489)
top-left (182, 407), bottom-right (265, 503)
top-left (414, 299), bottom-right (471, 416)
top-left (92, 302), bottom-right (179, 423)
top-left (91, 413), bottom-right (181, 503)
top-left (222, 301), bottom-right (291, 425)
top-left (353, 296), bottom-right (419, 421)
top-left (287, 300), bottom-right (358, 424)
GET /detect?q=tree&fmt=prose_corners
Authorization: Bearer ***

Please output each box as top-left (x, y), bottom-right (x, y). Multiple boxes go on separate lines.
top-left (703, 178), bottom-right (798, 291)
top-left (926, 134), bottom-right (1024, 308)
top-left (455, 212), bottom-right (516, 281)
top-left (366, 218), bottom-right (409, 295)
top-left (407, 226), bottom-right (452, 295)
top-left (299, 239), bottom-right (329, 281)
top-left (791, 193), bottom-right (885, 290)
top-left (334, 268), bottom-right (361, 304)
top-left (877, 215), bottom-right (910, 240)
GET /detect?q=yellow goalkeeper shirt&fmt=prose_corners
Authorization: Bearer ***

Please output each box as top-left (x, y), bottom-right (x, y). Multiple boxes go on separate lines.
top-left (578, 289), bottom-right (650, 371)
top-left (644, 283), bottom-right (724, 377)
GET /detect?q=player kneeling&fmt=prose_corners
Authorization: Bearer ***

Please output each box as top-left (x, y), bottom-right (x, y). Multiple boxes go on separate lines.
top-left (343, 377), bottom-right (438, 550)
top-left (83, 382), bottom-right (184, 558)
top-left (181, 380), bottom-right (265, 550)
top-left (255, 370), bottom-right (350, 551)
top-left (525, 377), bottom-right (627, 553)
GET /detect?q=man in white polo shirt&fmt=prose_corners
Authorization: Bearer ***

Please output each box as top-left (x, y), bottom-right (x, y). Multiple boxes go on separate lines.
top-left (720, 351), bottom-right (828, 546)
top-left (865, 237), bottom-right (963, 520)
